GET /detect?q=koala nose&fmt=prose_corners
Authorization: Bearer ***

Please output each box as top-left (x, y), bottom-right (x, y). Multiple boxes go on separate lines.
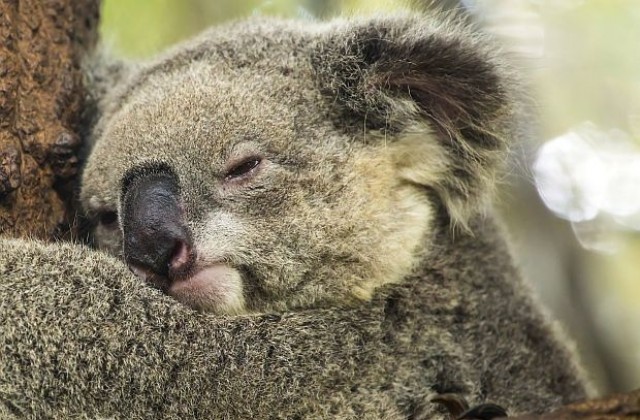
top-left (121, 170), bottom-right (193, 278)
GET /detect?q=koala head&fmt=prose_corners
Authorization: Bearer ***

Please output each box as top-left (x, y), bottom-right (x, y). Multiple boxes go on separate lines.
top-left (80, 14), bottom-right (515, 314)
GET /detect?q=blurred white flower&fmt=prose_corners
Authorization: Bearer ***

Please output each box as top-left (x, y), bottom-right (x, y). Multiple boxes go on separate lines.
top-left (534, 124), bottom-right (605, 222)
top-left (534, 122), bottom-right (640, 251)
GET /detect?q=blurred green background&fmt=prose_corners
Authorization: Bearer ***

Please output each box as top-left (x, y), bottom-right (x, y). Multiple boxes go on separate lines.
top-left (100, 0), bottom-right (640, 393)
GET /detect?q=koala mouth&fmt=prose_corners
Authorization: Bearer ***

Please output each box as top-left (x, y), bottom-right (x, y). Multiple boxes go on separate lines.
top-left (130, 256), bottom-right (246, 314)
top-left (168, 264), bottom-right (246, 313)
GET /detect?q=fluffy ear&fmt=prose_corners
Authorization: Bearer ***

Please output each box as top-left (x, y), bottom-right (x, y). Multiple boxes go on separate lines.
top-left (81, 47), bottom-right (137, 141)
top-left (313, 14), bottom-right (517, 228)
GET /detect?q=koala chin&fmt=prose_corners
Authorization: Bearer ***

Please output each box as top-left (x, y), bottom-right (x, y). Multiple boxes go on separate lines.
top-left (81, 13), bottom-right (514, 315)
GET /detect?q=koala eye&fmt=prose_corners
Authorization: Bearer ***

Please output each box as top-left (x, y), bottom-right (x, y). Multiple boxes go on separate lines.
top-left (98, 210), bottom-right (119, 228)
top-left (225, 157), bottom-right (262, 181)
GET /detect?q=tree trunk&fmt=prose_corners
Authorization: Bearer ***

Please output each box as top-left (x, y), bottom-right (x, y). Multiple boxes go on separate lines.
top-left (0, 0), bottom-right (100, 239)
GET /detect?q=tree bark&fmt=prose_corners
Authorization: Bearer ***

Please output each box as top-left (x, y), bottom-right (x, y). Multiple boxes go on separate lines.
top-left (0, 0), bottom-right (100, 239)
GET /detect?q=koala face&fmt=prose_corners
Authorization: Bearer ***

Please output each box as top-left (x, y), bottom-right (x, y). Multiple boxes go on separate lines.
top-left (81, 15), bottom-right (513, 314)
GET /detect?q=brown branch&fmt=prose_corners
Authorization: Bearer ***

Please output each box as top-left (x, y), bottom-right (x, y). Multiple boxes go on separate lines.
top-left (433, 389), bottom-right (640, 419)
top-left (514, 389), bottom-right (640, 419)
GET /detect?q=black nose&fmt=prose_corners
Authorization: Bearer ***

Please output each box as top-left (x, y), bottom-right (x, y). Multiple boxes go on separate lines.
top-left (121, 169), bottom-right (193, 278)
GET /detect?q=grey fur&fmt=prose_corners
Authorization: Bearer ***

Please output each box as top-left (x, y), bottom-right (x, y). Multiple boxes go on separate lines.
top-left (0, 217), bottom-right (590, 419)
top-left (1, 12), bottom-right (592, 419)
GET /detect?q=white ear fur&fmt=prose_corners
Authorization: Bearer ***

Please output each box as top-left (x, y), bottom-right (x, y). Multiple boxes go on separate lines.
top-left (387, 125), bottom-right (497, 230)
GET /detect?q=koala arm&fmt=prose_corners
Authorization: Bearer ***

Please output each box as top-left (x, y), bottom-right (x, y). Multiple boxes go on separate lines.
top-left (0, 237), bottom-right (463, 419)
top-left (0, 217), bottom-right (590, 419)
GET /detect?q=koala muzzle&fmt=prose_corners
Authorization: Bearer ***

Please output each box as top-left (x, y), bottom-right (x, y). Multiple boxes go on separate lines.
top-left (121, 171), bottom-right (194, 281)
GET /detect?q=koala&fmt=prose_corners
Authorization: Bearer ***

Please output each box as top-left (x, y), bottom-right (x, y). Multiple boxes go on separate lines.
top-left (0, 11), bottom-right (593, 419)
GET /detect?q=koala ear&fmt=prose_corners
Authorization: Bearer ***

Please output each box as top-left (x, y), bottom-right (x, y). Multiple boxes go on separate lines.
top-left (82, 48), bottom-right (136, 139)
top-left (84, 48), bottom-right (134, 106)
top-left (313, 15), bottom-right (518, 228)
top-left (80, 47), bottom-right (141, 161)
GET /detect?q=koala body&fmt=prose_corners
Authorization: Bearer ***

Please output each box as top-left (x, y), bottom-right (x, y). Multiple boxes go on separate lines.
top-left (1, 12), bottom-right (592, 419)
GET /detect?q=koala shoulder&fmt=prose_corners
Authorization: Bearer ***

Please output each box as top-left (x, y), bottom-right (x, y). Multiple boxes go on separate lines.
top-left (0, 235), bottom-right (447, 419)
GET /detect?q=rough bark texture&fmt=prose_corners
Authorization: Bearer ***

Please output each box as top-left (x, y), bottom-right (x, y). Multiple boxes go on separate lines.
top-left (0, 0), bottom-right (100, 239)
